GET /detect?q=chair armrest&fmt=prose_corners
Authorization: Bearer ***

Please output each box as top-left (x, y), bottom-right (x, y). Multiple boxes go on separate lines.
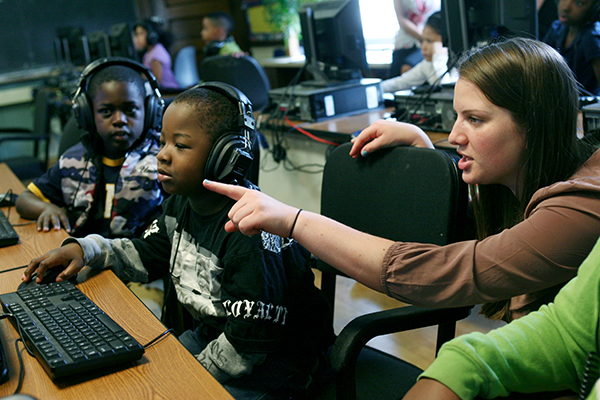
top-left (331, 305), bottom-right (472, 400)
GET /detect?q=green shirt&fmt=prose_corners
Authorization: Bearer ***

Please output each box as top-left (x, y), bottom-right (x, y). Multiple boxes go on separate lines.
top-left (219, 40), bottom-right (242, 56)
top-left (423, 236), bottom-right (600, 399)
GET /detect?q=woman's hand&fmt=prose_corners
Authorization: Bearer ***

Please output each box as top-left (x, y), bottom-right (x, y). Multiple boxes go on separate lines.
top-left (349, 119), bottom-right (435, 158)
top-left (22, 243), bottom-right (85, 283)
top-left (204, 180), bottom-right (300, 238)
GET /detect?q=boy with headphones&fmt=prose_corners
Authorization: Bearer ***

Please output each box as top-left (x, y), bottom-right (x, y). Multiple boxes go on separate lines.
top-left (21, 82), bottom-right (335, 399)
top-left (15, 57), bottom-right (166, 239)
top-left (201, 11), bottom-right (244, 58)
top-left (543, 0), bottom-right (600, 95)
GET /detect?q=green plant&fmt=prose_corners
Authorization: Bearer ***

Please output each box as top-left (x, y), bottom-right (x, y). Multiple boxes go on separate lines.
top-left (262, 0), bottom-right (326, 36)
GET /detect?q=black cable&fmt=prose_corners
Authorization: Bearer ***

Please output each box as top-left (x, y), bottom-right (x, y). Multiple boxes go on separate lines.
top-left (264, 65), bottom-right (308, 169)
top-left (1, 189), bottom-right (14, 220)
top-left (0, 265), bottom-right (27, 275)
top-left (13, 338), bottom-right (25, 395)
top-left (142, 328), bottom-right (175, 349)
top-left (1, 314), bottom-right (28, 395)
top-left (395, 59), bottom-right (456, 125)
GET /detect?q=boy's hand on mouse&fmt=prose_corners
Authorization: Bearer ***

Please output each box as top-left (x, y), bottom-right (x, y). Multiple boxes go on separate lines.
top-left (37, 203), bottom-right (71, 233)
top-left (204, 180), bottom-right (299, 238)
top-left (22, 243), bottom-right (85, 283)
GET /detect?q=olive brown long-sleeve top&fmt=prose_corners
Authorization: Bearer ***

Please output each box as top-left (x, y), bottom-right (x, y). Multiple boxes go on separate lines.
top-left (381, 149), bottom-right (600, 319)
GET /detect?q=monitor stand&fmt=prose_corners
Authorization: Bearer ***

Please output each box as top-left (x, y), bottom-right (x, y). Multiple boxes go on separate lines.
top-left (301, 62), bottom-right (362, 88)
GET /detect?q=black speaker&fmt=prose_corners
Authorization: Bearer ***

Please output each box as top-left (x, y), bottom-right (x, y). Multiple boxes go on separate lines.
top-left (72, 57), bottom-right (165, 135)
top-left (197, 81), bottom-right (255, 184)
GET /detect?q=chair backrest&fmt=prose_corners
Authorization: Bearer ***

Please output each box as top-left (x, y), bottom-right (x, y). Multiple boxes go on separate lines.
top-left (173, 45), bottom-right (200, 88)
top-left (58, 116), bottom-right (86, 156)
top-left (318, 142), bottom-right (469, 314)
top-left (199, 55), bottom-right (271, 111)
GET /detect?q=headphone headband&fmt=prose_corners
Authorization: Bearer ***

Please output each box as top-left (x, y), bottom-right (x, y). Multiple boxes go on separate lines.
top-left (74, 56), bottom-right (163, 101)
top-left (194, 81), bottom-right (255, 137)
top-left (72, 56), bottom-right (165, 135)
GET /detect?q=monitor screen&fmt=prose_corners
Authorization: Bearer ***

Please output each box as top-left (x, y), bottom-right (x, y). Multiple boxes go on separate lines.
top-left (109, 23), bottom-right (137, 60)
top-left (87, 30), bottom-right (111, 62)
top-left (55, 26), bottom-right (89, 67)
top-left (299, 0), bottom-right (368, 86)
top-left (442, 0), bottom-right (538, 62)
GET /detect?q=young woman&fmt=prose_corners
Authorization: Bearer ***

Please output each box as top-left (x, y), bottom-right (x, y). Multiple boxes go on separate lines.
top-left (205, 37), bottom-right (600, 323)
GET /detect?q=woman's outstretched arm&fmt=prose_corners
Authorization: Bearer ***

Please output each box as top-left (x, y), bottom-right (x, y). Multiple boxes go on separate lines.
top-left (204, 180), bottom-right (393, 292)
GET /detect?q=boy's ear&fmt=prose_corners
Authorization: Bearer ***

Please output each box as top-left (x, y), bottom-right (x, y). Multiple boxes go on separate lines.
top-left (217, 26), bottom-right (227, 40)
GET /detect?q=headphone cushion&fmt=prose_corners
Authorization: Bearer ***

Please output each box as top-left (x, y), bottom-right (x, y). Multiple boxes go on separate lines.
top-left (144, 94), bottom-right (164, 131)
top-left (73, 93), bottom-right (94, 132)
top-left (205, 133), bottom-right (250, 182)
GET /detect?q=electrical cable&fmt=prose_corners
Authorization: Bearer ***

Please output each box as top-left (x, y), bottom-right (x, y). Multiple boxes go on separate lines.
top-left (284, 116), bottom-right (340, 147)
top-left (143, 328), bottom-right (175, 349)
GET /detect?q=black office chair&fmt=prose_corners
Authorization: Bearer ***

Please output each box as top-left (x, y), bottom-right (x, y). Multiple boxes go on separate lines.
top-left (0, 86), bottom-right (53, 181)
top-left (58, 116), bottom-right (86, 157)
top-left (313, 142), bottom-right (473, 400)
top-left (199, 54), bottom-right (271, 112)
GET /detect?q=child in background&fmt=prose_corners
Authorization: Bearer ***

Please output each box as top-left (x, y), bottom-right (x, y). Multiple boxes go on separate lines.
top-left (201, 11), bottom-right (244, 57)
top-left (543, 0), bottom-right (600, 95)
top-left (15, 58), bottom-right (165, 239)
top-left (390, 0), bottom-right (441, 77)
top-left (22, 83), bottom-right (334, 400)
top-left (133, 19), bottom-right (180, 90)
top-left (381, 12), bottom-right (457, 93)
top-left (402, 236), bottom-right (600, 399)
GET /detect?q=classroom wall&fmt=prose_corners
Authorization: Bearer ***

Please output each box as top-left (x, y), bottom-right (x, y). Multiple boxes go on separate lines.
top-left (0, 0), bottom-right (137, 75)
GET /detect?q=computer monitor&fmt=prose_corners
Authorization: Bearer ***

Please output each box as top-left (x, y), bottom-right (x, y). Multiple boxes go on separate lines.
top-left (442, 0), bottom-right (538, 62)
top-left (299, 0), bottom-right (368, 87)
top-left (109, 23), bottom-right (137, 60)
top-left (55, 26), bottom-right (89, 67)
top-left (87, 30), bottom-right (111, 62)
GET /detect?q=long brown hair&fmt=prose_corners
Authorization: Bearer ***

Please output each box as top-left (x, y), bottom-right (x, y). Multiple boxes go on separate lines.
top-left (457, 38), bottom-right (597, 320)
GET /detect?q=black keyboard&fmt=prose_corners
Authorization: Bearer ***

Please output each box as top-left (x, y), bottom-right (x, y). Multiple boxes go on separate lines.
top-left (0, 281), bottom-right (144, 380)
top-left (0, 209), bottom-right (18, 248)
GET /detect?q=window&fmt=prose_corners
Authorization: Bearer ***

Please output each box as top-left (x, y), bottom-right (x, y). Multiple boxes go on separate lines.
top-left (359, 0), bottom-right (398, 65)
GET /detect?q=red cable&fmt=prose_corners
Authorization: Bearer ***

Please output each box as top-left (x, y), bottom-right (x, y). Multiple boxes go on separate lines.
top-left (284, 115), bottom-right (340, 146)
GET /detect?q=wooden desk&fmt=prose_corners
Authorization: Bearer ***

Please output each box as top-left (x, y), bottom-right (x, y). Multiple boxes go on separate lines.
top-left (0, 163), bottom-right (233, 399)
top-left (1, 164), bottom-right (70, 267)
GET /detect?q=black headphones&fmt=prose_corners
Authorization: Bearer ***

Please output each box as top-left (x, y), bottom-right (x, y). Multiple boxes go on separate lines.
top-left (72, 57), bottom-right (165, 135)
top-left (141, 20), bottom-right (160, 46)
top-left (195, 81), bottom-right (255, 184)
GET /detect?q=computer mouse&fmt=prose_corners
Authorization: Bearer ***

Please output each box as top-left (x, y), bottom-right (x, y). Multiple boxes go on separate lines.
top-left (17, 266), bottom-right (74, 290)
top-left (0, 192), bottom-right (17, 207)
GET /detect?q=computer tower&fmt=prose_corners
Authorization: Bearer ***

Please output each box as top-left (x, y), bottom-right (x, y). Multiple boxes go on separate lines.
top-left (394, 88), bottom-right (456, 133)
top-left (268, 79), bottom-right (383, 122)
